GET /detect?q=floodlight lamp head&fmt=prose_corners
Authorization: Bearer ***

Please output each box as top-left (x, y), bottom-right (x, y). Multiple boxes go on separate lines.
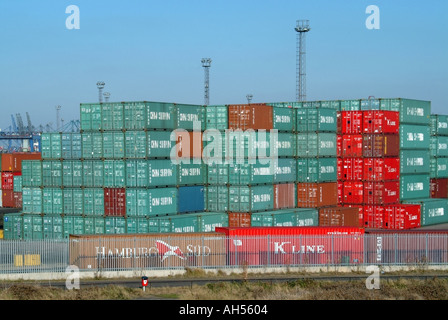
top-left (96, 81), bottom-right (105, 89)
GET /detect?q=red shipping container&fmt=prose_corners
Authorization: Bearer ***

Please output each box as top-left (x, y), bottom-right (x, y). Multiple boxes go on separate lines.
top-left (228, 104), bottom-right (273, 131)
top-left (363, 181), bottom-right (399, 205)
top-left (216, 226), bottom-right (364, 266)
top-left (2, 190), bottom-right (15, 208)
top-left (342, 204), bottom-right (364, 229)
top-left (296, 182), bottom-right (338, 208)
top-left (341, 158), bottom-right (363, 181)
top-left (362, 111), bottom-right (400, 134)
top-left (13, 192), bottom-right (23, 208)
top-left (337, 158), bottom-right (343, 180)
top-left (363, 205), bottom-right (385, 228)
top-left (175, 131), bottom-right (203, 159)
top-left (273, 183), bottom-right (296, 209)
top-left (337, 111), bottom-right (363, 134)
top-left (227, 213), bottom-right (251, 228)
top-left (363, 158), bottom-right (400, 181)
top-left (342, 181), bottom-right (364, 204)
top-left (384, 204), bottom-right (421, 230)
top-left (1, 152), bottom-right (42, 172)
top-left (430, 178), bottom-right (448, 198)
top-left (318, 206), bottom-right (361, 227)
top-left (1, 172), bottom-right (14, 190)
top-left (363, 134), bottom-right (399, 158)
top-left (341, 135), bottom-right (363, 157)
top-left (104, 188), bottom-right (126, 217)
top-left (337, 181), bottom-right (344, 204)
top-left (336, 135), bottom-right (342, 158)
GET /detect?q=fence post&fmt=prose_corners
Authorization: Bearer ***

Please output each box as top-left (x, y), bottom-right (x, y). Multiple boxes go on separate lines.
top-left (267, 235), bottom-right (270, 267)
top-left (331, 235), bottom-right (334, 266)
top-left (394, 234), bottom-right (398, 265)
top-left (201, 236), bottom-right (204, 268)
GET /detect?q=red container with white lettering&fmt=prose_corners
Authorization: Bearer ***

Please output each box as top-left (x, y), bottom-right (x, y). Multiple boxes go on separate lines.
top-left (363, 181), bottom-right (400, 205)
top-left (383, 204), bottom-right (421, 230)
top-left (337, 111), bottom-right (363, 134)
top-left (363, 158), bottom-right (400, 181)
top-left (363, 205), bottom-right (385, 228)
top-left (362, 111), bottom-right (399, 134)
top-left (340, 135), bottom-right (363, 158)
top-left (104, 188), bottom-right (126, 216)
top-left (340, 158), bottom-right (364, 181)
top-left (216, 226), bottom-right (364, 266)
top-left (342, 181), bottom-right (364, 204)
top-left (1, 172), bottom-right (14, 190)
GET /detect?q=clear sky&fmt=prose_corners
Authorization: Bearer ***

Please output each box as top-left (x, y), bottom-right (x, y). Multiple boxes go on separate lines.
top-left (0, 0), bottom-right (447, 131)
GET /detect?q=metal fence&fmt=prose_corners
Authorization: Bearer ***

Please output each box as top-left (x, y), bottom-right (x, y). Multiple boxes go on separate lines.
top-left (0, 234), bottom-right (448, 275)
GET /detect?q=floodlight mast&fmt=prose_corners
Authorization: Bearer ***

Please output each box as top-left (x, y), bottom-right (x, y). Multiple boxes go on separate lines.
top-left (201, 58), bottom-right (212, 105)
top-left (295, 20), bottom-right (310, 102)
top-left (97, 81), bottom-right (105, 103)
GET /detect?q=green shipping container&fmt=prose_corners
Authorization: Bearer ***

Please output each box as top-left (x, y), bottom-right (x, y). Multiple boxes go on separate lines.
top-left (205, 105), bottom-right (228, 130)
top-left (101, 103), bottom-right (124, 131)
top-left (430, 114), bottom-right (448, 136)
top-left (61, 133), bottom-right (82, 159)
top-left (198, 212), bottom-right (228, 232)
top-left (320, 100), bottom-right (341, 110)
top-left (62, 215), bottom-right (85, 237)
top-left (3, 213), bottom-right (23, 240)
top-left (148, 216), bottom-right (171, 233)
top-left (380, 98), bottom-right (431, 125)
top-left (125, 131), bottom-right (147, 159)
top-left (147, 131), bottom-right (174, 158)
top-left (206, 185), bottom-right (229, 212)
top-left (22, 187), bottom-right (42, 214)
top-left (103, 132), bottom-right (125, 159)
top-left (229, 161), bottom-right (274, 185)
top-left (80, 103), bottom-right (102, 131)
top-left (41, 133), bottom-right (62, 160)
top-left (296, 108), bottom-right (337, 132)
top-left (126, 217), bottom-right (150, 234)
top-left (125, 160), bottom-right (149, 187)
top-left (81, 132), bottom-right (103, 159)
top-left (226, 131), bottom-right (271, 159)
top-left (83, 188), bottom-right (104, 216)
top-left (103, 160), bottom-right (126, 187)
top-left (43, 215), bottom-right (63, 240)
top-left (148, 187), bottom-right (178, 216)
top-left (274, 158), bottom-right (296, 183)
top-left (175, 104), bottom-right (205, 131)
top-left (21, 160), bottom-right (42, 187)
top-left (399, 124), bottom-right (431, 150)
top-left (146, 101), bottom-right (176, 130)
top-left (177, 162), bottom-right (205, 185)
top-left (13, 175), bottom-right (22, 192)
top-left (273, 106), bottom-right (295, 132)
top-left (42, 188), bottom-right (63, 215)
top-left (207, 163), bottom-right (229, 185)
top-left (400, 174), bottom-right (430, 201)
top-left (170, 214), bottom-right (199, 233)
top-left (147, 159), bottom-right (177, 187)
top-left (42, 160), bottom-right (62, 187)
top-left (430, 157), bottom-right (448, 178)
top-left (105, 217), bottom-right (126, 234)
top-left (229, 185), bottom-right (274, 213)
top-left (400, 150), bottom-right (430, 174)
top-left (273, 208), bottom-right (319, 227)
top-left (82, 160), bottom-right (104, 187)
top-left (430, 136), bottom-right (448, 157)
top-left (62, 160), bottom-right (83, 187)
top-left (22, 214), bottom-right (43, 240)
top-left (296, 133), bottom-right (337, 158)
top-left (124, 102), bottom-right (147, 130)
top-left (403, 198), bottom-right (448, 226)
top-left (83, 216), bottom-right (105, 235)
top-left (296, 157), bottom-right (337, 182)
top-left (273, 132), bottom-right (296, 157)
top-left (339, 100), bottom-right (361, 111)
top-left (63, 188), bottom-right (84, 215)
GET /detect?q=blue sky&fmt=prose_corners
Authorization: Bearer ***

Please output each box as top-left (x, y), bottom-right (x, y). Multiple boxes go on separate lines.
top-left (0, 0), bottom-right (447, 131)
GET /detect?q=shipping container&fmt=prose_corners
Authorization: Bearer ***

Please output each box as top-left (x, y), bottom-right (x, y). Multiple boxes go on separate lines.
top-left (1, 172), bottom-right (14, 190)
top-left (13, 192), bottom-right (22, 208)
top-left (61, 133), bottom-right (82, 159)
top-left (101, 103), bottom-right (124, 131)
top-left (42, 188), bottom-right (63, 215)
top-left (199, 212), bottom-right (229, 232)
top-left (399, 124), bottom-right (431, 150)
top-left (41, 133), bottom-right (62, 159)
top-left (296, 132), bottom-right (337, 158)
top-left (62, 160), bottom-right (83, 187)
top-left (430, 136), bottom-right (448, 157)
top-left (125, 160), bottom-right (149, 188)
top-left (84, 215), bottom-right (106, 235)
top-left (225, 130), bottom-right (272, 159)
top-left (206, 163), bottom-right (229, 185)
top-left (83, 188), bottom-right (105, 216)
top-left (69, 232), bottom-right (226, 269)
top-left (81, 132), bottom-right (103, 159)
top-left (22, 214), bottom-right (43, 240)
top-left (321, 100), bottom-right (341, 110)
top-left (342, 181), bottom-right (364, 204)
top-left (178, 186), bottom-right (205, 213)
top-left (147, 159), bottom-right (177, 187)
top-left (296, 108), bottom-right (337, 132)
top-left (82, 160), bottom-right (104, 187)
top-left (363, 157), bottom-right (400, 181)
top-left (363, 181), bottom-right (400, 205)
top-left (42, 160), bottom-right (62, 187)
top-left (363, 205), bottom-right (384, 228)
top-left (430, 157), bottom-right (448, 178)
top-left (175, 131), bottom-right (203, 159)
top-left (125, 216), bottom-right (149, 234)
top-left (273, 183), bottom-right (296, 209)
top-left (147, 187), bottom-right (178, 217)
top-left (80, 103), bottom-right (102, 131)
top-left (170, 214), bottom-right (199, 233)
top-left (399, 150), bottom-right (430, 174)
top-left (430, 178), bottom-right (448, 198)
top-left (206, 185), bottom-right (229, 212)
top-left (339, 134), bottom-right (363, 158)
top-left (318, 206), bottom-right (361, 227)
top-left (2, 190), bottom-right (15, 208)
top-left (1, 153), bottom-right (42, 172)
top-left (3, 213), bottom-right (23, 240)
top-left (146, 101), bottom-right (176, 130)
top-left (273, 158), bottom-right (296, 183)
top-left (63, 188), bottom-right (84, 215)
top-left (228, 161), bottom-right (274, 185)
top-left (360, 98), bottom-right (380, 111)
top-left (379, 98), bottom-right (431, 125)
top-left (148, 216), bottom-right (171, 233)
top-left (430, 114), bottom-right (448, 136)
top-left (342, 204), bottom-right (364, 227)
top-left (103, 160), bottom-right (126, 187)
top-left (147, 130), bottom-right (174, 158)
top-left (362, 111), bottom-right (399, 134)
top-left (124, 131), bottom-right (147, 159)
top-left (339, 158), bottom-right (364, 181)
top-left (227, 212), bottom-right (251, 227)
top-left (271, 132), bottom-right (295, 157)
top-left (62, 215), bottom-right (85, 237)
top-left (297, 157), bottom-right (338, 182)
top-left (383, 204), bottom-right (421, 230)
top-left (43, 215), bottom-right (63, 239)
top-left (273, 106), bottom-right (295, 132)
top-left (337, 111), bottom-right (363, 134)
top-left (229, 185), bottom-right (274, 213)
top-left (363, 134), bottom-right (400, 157)
top-left (105, 216), bottom-right (126, 234)
top-left (205, 105), bottom-right (228, 130)
top-left (296, 182), bottom-right (338, 208)
top-left (124, 101), bottom-right (147, 130)
top-left (251, 208), bottom-right (318, 227)
top-left (104, 188), bottom-right (126, 217)
top-left (400, 174), bottom-right (430, 200)
top-left (177, 162), bottom-right (205, 186)
top-left (13, 175), bottom-right (22, 192)
top-left (339, 100), bottom-right (361, 111)
top-left (402, 198), bottom-right (448, 227)
top-left (22, 187), bottom-right (42, 214)
top-left (228, 104), bottom-right (273, 130)
top-left (102, 132), bottom-right (125, 159)
top-left (175, 104), bottom-right (205, 131)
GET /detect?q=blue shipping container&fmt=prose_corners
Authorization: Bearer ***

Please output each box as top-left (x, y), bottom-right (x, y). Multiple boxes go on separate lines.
top-left (178, 186), bottom-right (205, 213)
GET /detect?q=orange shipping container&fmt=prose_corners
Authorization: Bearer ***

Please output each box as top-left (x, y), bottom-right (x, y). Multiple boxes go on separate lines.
top-left (273, 183), bottom-right (296, 209)
top-left (297, 182), bottom-right (338, 208)
top-left (228, 104), bottom-right (273, 130)
top-left (228, 212), bottom-right (251, 227)
top-left (318, 206), bottom-right (361, 227)
top-left (1, 153), bottom-right (42, 172)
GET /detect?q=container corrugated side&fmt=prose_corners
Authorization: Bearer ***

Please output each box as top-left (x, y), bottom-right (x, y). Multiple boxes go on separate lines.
top-left (124, 101), bottom-right (147, 130)
top-left (296, 108), bottom-right (337, 132)
top-left (400, 150), bottom-right (430, 174)
top-left (146, 101), bottom-right (176, 130)
top-left (21, 160), bottom-right (42, 187)
top-left (125, 131), bottom-right (147, 159)
top-left (430, 114), bottom-right (448, 136)
top-left (102, 132), bottom-right (125, 159)
top-left (61, 133), bottom-right (82, 159)
top-left (82, 160), bottom-right (104, 187)
top-left (430, 157), bottom-right (448, 178)
top-left (147, 131), bottom-right (174, 158)
top-left (296, 158), bottom-right (337, 182)
top-left (430, 136), bottom-right (448, 157)
top-left (62, 160), bottom-right (83, 187)
top-left (296, 133), bottom-right (337, 158)
top-left (205, 105), bottom-right (228, 130)
top-left (42, 188), bottom-right (63, 215)
top-left (400, 174), bottom-right (430, 200)
top-left (206, 185), bottom-right (229, 212)
top-left (402, 198), bottom-right (448, 226)
top-left (229, 185), bottom-right (274, 213)
top-left (175, 104), bottom-right (205, 131)
top-left (399, 124), bottom-right (431, 150)
top-left (177, 162), bottom-right (205, 185)
top-left (83, 188), bottom-right (104, 216)
top-left (380, 98), bottom-right (431, 125)
top-left (273, 106), bottom-right (295, 132)
top-left (41, 133), bottom-right (62, 160)
top-left (228, 161), bottom-right (274, 185)
top-left (274, 158), bottom-right (296, 183)
top-left (178, 186), bottom-right (205, 213)
top-left (101, 103), bottom-right (124, 131)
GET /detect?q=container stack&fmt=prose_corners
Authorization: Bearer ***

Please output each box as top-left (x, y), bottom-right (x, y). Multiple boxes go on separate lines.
top-left (429, 114), bottom-right (448, 198)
